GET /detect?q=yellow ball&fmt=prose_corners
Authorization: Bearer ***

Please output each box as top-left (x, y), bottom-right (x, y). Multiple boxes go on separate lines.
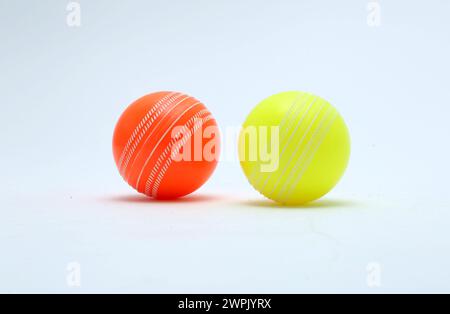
top-left (239, 91), bottom-right (351, 205)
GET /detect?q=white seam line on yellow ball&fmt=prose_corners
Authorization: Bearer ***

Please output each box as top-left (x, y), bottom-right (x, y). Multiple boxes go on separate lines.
top-left (277, 107), bottom-right (337, 200)
top-left (285, 112), bottom-right (338, 200)
top-left (256, 94), bottom-right (316, 191)
top-left (280, 93), bottom-right (312, 146)
top-left (124, 96), bottom-right (193, 182)
top-left (278, 107), bottom-right (333, 196)
top-left (118, 92), bottom-right (179, 172)
top-left (251, 94), bottom-right (315, 188)
top-left (135, 102), bottom-right (203, 190)
top-left (267, 99), bottom-right (326, 197)
top-left (259, 96), bottom-right (319, 193)
top-left (246, 92), bottom-right (304, 183)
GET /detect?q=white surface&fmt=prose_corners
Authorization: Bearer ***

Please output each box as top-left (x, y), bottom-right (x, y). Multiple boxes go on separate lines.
top-left (2, 191), bottom-right (450, 293)
top-left (1, 0), bottom-right (450, 293)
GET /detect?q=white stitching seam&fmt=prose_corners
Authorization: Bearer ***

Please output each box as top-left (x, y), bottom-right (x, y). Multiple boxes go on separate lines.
top-left (119, 93), bottom-right (182, 176)
top-left (121, 93), bottom-right (184, 176)
top-left (258, 96), bottom-right (319, 193)
top-left (143, 109), bottom-right (210, 195)
top-left (267, 99), bottom-right (326, 196)
top-left (151, 114), bottom-right (214, 197)
top-left (117, 92), bottom-right (178, 171)
top-left (279, 110), bottom-right (338, 200)
top-left (246, 92), bottom-right (304, 183)
top-left (123, 95), bottom-right (192, 180)
top-left (134, 102), bottom-right (203, 189)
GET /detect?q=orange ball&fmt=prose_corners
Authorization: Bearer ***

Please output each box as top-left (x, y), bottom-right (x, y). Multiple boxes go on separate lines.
top-left (113, 91), bottom-right (220, 199)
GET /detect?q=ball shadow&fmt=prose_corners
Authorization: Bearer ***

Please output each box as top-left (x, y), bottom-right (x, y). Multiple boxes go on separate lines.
top-left (240, 198), bottom-right (359, 210)
top-left (105, 193), bottom-right (225, 204)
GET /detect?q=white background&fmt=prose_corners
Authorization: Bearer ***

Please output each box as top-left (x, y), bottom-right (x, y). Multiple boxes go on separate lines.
top-left (1, 0), bottom-right (449, 293)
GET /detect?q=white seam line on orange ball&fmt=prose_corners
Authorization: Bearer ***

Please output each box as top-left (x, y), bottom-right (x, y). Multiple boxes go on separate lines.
top-left (117, 92), bottom-right (178, 171)
top-left (123, 95), bottom-right (192, 182)
top-left (144, 109), bottom-right (210, 195)
top-left (119, 93), bottom-right (183, 175)
top-left (145, 111), bottom-right (207, 195)
top-left (152, 115), bottom-right (214, 198)
top-left (151, 115), bottom-right (213, 197)
top-left (135, 101), bottom-right (203, 191)
top-left (135, 102), bottom-right (204, 190)
top-left (120, 93), bottom-right (184, 176)
top-left (117, 93), bottom-right (174, 169)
